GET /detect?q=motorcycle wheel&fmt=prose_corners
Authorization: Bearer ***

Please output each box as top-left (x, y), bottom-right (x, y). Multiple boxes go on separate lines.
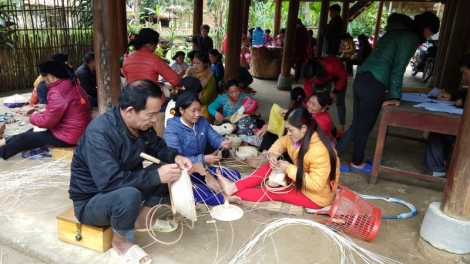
top-left (422, 61), bottom-right (434, 82)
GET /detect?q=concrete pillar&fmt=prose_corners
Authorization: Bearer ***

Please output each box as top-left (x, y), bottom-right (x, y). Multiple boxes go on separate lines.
top-left (224, 0), bottom-right (242, 81)
top-left (315, 0), bottom-right (330, 58)
top-left (274, 0), bottom-right (281, 37)
top-left (373, 2), bottom-right (383, 48)
top-left (342, 1), bottom-right (350, 33)
top-left (277, 0), bottom-right (301, 90)
top-left (93, 0), bottom-right (122, 113)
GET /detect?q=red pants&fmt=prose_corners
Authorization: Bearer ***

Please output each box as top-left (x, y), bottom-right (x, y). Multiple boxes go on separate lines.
top-left (234, 163), bottom-right (321, 209)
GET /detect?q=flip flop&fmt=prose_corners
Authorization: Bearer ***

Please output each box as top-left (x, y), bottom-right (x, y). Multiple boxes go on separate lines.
top-left (110, 245), bottom-right (152, 264)
top-left (305, 205), bottom-right (331, 214)
top-left (350, 163), bottom-right (373, 173)
top-left (366, 158), bottom-right (386, 165)
top-left (339, 165), bottom-right (351, 172)
top-left (21, 150), bottom-right (43, 160)
top-left (135, 219), bottom-right (178, 233)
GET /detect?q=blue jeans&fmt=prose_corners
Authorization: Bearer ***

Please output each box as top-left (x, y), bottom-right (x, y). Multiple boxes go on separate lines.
top-left (314, 81), bottom-right (347, 126)
top-left (73, 164), bottom-right (169, 241)
top-left (335, 72), bottom-right (386, 165)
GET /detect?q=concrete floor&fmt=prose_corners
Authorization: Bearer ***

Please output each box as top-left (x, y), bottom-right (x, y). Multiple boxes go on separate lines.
top-left (0, 68), bottom-right (468, 264)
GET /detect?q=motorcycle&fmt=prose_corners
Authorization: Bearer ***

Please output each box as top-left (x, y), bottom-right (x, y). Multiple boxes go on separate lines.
top-left (410, 39), bottom-right (437, 82)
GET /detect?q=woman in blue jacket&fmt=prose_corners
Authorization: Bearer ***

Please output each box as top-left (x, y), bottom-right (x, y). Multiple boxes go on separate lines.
top-left (164, 92), bottom-right (241, 205)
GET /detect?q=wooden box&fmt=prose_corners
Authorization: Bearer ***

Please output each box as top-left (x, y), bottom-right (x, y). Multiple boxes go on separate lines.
top-left (56, 207), bottom-right (112, 252)
top-left (51, 147), bottom-right (76, 162)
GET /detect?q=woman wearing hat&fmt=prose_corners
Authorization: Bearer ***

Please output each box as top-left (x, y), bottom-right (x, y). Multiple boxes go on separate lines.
top-left (164, 76), bottom-right (235, 136)
top-left (169, 51), bottom-right (189, 78)
top-left (0, 60), bottom-right (91, 160)
top-left (163, 92), bottom-right (240, 205)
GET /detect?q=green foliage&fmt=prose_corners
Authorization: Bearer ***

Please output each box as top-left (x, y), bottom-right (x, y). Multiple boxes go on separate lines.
top-left (0, 0), bottom-right (16, 50)
top-left (347, 2), bottom-right (387, 38)
top-left (207, 0), bottom-right (228, 50)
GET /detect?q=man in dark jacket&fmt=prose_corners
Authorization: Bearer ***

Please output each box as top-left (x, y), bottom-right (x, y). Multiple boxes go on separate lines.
top-left (75, 52), bottom-right (97, 106)
top-left (186, 24), bottom-right (213, 53)
top-left (424, 53), bottom-right (470, 177)
top-left (322, 4), bottom-right (343, 56)
top-left (69, 79), bottom-right (192, 263)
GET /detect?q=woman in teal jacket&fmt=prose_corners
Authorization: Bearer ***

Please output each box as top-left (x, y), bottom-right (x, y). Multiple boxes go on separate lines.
top-left (336, 12), bottom-right (440, 172)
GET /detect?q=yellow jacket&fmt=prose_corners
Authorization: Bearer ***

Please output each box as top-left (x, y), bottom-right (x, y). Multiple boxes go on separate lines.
top-left (269, 132), bottom-right (340, 207)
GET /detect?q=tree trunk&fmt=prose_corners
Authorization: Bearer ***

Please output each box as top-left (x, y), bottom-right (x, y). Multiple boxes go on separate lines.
top-left (134, 0), bottom-right (140, 25)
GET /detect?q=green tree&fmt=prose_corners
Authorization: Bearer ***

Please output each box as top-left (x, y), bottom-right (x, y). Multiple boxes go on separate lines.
top-left (347, 2), bottom-right (387, 38)
top-left (0, 0), bottom-right (16, 49)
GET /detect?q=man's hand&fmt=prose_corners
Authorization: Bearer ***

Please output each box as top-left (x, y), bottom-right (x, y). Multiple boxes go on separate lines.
top-left (174, 155), bottom-right (192, 170)
top-left (204, 154), bottom-right (222, 164)
top-left (437, 92), bottom-right (451, 101)
top-left (157, 164), bottom-right (183, 183)
top-left (382, 100), bottom-right (400, 107)
top-left (215, 112), bottom-right (224, 122)
top-left (455, 98), bottom-right (463, 107)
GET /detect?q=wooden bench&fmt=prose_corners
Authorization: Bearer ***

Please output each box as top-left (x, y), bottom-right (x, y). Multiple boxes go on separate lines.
top-left (51, 147), bottom-right (76, 162)
top-left (56, 207), bottom-right (112, 252)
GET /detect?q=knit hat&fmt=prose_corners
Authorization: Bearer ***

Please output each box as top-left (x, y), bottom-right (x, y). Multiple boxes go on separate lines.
top-left (39, 60), bottom-right (69, 79)
top-left (290, 87), bottom-right (306, 102)
top-left (172, 51), bottom-right (186, 60)
top-left (50, 52), bottom-right (68, 62)
top-left (240, 97), bottom-right (258, 115)
top-left (176, 76), bottom-right (203, 95)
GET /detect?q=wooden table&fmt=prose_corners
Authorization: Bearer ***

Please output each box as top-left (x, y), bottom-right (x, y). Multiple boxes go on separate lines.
top-left (370, 101), bottom-right (461, 184)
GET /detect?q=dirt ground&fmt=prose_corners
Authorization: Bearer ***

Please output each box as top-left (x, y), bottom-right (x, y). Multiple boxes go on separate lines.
top-left (0, 68), bottom-right (468, 264)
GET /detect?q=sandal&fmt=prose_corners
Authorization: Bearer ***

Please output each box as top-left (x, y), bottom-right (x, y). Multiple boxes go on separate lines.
top-left (135, 219), bottom-right (178, 233)
top-left (339, 165), bottom-right (351, 172)
top-left (366, 158), bottom-right (386, 165)
top-left (350, 163), bottom-right (373, 173)
top-left (110, 245), bottom-right (152, 264)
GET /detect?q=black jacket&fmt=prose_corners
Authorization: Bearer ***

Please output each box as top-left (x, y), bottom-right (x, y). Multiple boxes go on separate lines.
top-left (69, 106), bottom-right (179, 202)
top-left (322, 16), bottom-right (343, 56)
top-left (187, 34), bottom-right (213, 53)
top-left (75, 62), bottom-right (97, 97)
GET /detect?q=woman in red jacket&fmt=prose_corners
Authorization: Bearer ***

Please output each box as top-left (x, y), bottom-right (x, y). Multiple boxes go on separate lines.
top-left (123, 28), bottom-right (180, 90)
top-left (0, 60), bottom-right (91, 160)
top-left (302, 57), bottom-right (348, 134)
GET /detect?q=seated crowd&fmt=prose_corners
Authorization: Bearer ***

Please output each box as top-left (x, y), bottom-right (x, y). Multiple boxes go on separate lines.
top-left (3, 11), bottom-right (458, 263)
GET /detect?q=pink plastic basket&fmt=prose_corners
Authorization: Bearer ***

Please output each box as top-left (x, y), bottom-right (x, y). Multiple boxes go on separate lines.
top-left (315, 183), bottom-right (381, 241)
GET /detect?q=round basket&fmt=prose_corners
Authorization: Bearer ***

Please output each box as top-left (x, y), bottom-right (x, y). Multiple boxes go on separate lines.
top-left (225, 134), bottom-right (243, 148)
top-left (235, 146), bottom-right (259, 161)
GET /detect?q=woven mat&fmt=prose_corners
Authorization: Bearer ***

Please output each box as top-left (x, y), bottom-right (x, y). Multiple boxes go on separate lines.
top-left (241, 200), bottom-right (303, 216)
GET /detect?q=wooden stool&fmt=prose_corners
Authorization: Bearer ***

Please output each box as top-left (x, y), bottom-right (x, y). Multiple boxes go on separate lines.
top-left (56, 207), bottom-right (112, 252)
top-left (51, 147), bottom-right (76, 162)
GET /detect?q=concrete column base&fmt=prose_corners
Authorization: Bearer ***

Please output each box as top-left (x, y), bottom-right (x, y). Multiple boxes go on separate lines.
top-left (417, 238), bottom-right (470, 263)
top-left (277, 76), bottom-right (292, 91)
top-left (420, 202), bottom-right (470, 254)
